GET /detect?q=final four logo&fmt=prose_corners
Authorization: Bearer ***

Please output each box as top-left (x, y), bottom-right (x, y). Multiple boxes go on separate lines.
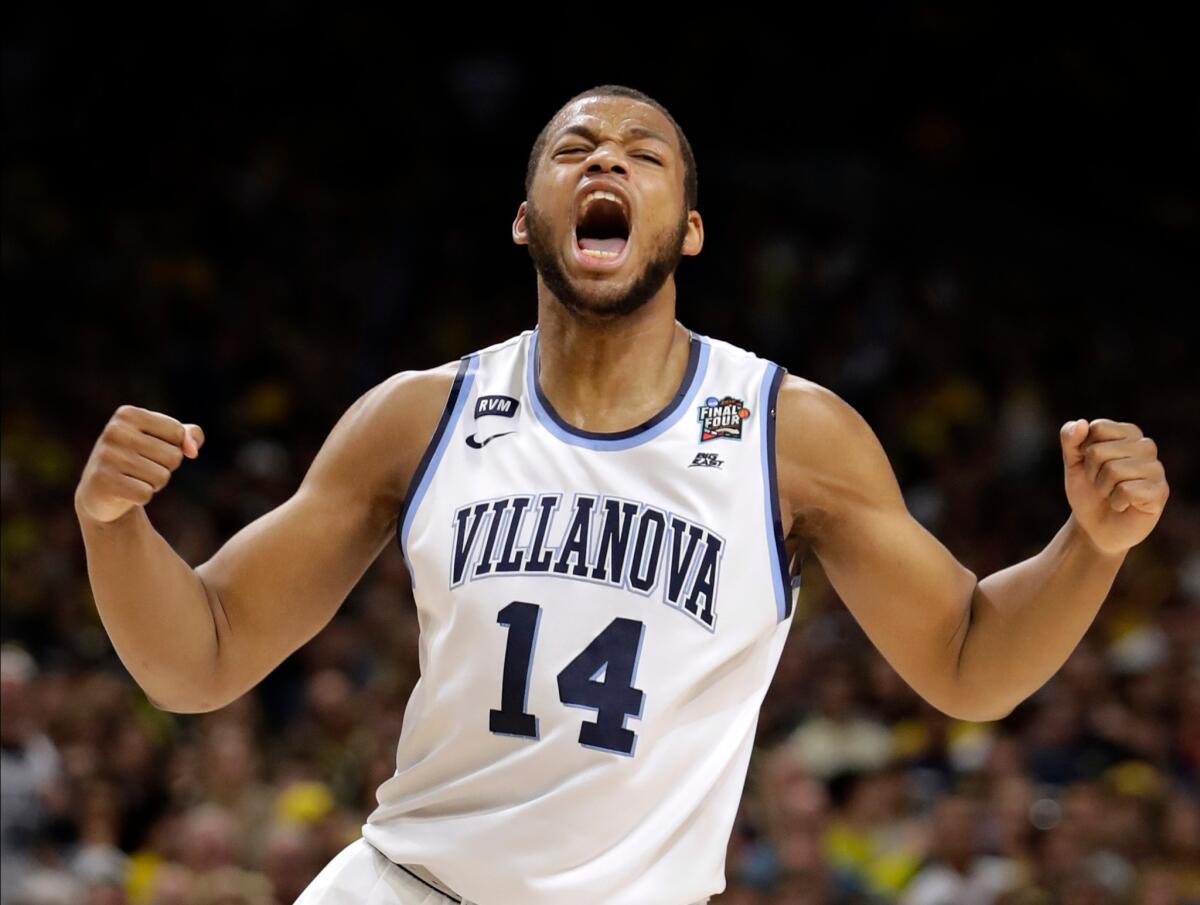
top-left (697, 396), bottom-right (751, 442)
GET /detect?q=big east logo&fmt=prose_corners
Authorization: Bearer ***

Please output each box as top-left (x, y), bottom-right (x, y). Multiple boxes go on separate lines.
top-left (697, 396), bottom-right (751, 442)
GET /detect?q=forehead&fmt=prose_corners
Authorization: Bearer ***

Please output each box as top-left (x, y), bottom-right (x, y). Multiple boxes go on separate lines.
top-left (549, 96), bottom-right (678, 150)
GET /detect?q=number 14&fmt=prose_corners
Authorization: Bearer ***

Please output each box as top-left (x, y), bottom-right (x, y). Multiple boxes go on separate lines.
top-left (489, 601), bottom-right (647, 757)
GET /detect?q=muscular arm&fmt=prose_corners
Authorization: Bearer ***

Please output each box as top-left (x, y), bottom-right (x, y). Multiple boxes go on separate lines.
top-left (776, 377), bottom-right (1125, 722)
top-left (78, 364), bottom-right (456, 713)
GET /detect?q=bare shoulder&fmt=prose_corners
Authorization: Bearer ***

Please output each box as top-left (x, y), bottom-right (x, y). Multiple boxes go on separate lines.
top-left (303, 360), bottom-right (462, 521)
top-left (774, 373), bottom-right (879, 458)
top-left (773, 373), bottom-right (905, 541)
top-left (355, 360), bottom-right (462, 488)
top-left (372, 361), bottom-right (462, 434)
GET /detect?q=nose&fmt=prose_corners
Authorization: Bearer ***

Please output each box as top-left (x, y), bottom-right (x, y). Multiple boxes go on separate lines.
top-left (584, 144), bottom-right (629, 177)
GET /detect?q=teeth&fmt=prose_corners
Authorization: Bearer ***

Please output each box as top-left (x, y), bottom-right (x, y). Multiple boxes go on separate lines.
top-left (580, 248), bottom-right (620, 259)
top-left (581, 190), bottom-right (626, 216)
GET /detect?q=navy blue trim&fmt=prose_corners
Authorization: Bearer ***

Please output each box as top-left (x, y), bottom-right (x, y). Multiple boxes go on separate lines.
top-left (763, 363), bottom-right (793, 621)
top-left (528, 326), bottom-right (707, 450)
top-left (395, 864), bottom-right (462, 902)
top-left (394, 355), bottom-right (477, 572)
top-left (362, 838), bottom-right (462, 902)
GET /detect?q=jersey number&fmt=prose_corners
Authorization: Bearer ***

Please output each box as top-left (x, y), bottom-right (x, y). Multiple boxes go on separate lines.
top-left (489, 601), bottom-right (646, 756)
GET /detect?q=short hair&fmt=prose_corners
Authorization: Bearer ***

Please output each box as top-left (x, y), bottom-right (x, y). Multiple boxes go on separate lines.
top-left (525, 84), bottom-right (698, 213)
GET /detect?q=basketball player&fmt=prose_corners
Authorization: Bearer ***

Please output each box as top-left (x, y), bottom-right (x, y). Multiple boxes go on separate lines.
top-left (74, 85), bottom-right (1169, 904)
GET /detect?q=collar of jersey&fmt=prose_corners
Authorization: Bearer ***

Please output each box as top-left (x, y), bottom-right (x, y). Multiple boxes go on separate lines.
top-left (525, 325), bottom-right (711, 451)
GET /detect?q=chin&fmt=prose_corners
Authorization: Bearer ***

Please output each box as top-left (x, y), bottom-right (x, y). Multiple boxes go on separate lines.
top-left (526, 220), bottom-right (670, 321)
top-left (564, 286), bottom-right (658, 321)
top-left (557, 293), bottom-right (633, 321)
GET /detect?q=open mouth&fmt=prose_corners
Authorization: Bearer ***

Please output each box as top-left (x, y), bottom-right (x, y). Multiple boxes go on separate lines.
top-left (572, 193), bottom-right (632, 271)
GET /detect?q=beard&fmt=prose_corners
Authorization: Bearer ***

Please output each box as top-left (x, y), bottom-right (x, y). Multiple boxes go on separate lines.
top-left (524, 198), bottom-right (689, 321)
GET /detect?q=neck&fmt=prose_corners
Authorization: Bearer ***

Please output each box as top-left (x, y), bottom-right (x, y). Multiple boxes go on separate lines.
top-left (534, 280), bottom-right (691, 433)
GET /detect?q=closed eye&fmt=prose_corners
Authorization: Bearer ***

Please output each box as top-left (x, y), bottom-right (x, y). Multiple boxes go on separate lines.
top-left (555, 147), bottom-right (662, 164)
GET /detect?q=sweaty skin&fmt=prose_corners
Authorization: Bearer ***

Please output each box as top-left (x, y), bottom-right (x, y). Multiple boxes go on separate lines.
top-left (77, 94), bottom-right (1167, 720)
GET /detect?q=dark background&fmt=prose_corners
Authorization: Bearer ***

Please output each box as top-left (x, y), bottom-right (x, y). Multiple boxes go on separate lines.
top-left (3, 9), bottom-right (1197, 905)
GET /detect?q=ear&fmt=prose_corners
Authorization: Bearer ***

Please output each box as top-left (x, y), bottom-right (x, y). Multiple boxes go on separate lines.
top-left (681, 210), bottom-right (704, 257)
top-left (513, 201), bottom-right (529, 246)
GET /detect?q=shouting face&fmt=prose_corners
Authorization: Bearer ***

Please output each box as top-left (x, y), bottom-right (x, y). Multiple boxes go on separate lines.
top-left (514, 95), bottom-right (703, 320)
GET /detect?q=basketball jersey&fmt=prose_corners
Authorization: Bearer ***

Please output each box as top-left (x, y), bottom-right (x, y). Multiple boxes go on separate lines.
top-left (362, 325), bottom-right (801, 905)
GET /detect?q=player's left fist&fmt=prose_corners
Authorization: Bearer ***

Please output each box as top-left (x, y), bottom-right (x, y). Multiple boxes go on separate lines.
top-left (1060, 418), bottom-right (1169, 557)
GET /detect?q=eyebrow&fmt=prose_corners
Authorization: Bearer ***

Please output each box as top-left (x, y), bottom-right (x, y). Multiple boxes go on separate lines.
top-left (553, 123), bottom-right (673, 148)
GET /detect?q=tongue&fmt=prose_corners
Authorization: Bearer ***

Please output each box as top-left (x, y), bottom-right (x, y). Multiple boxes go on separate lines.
top-left (578, 237), bottom-right (627, 254)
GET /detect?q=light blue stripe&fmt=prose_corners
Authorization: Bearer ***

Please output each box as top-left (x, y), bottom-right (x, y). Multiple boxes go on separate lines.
top-left (758, 362), bottom-right (787, 623)
top-left (526, 335), bottom-right (711, 451)
top-left (401, 355), bottom-right (479, 580)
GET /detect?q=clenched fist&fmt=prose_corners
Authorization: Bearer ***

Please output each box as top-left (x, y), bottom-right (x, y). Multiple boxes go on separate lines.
top-left (1061, 418), bottom-right (1169, 557)
top-left (75, 405), bottom-right (205, 524)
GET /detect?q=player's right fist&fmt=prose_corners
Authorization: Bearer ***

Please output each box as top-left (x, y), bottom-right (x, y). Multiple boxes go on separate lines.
top-left (75, 405), bottom-right (205, 524)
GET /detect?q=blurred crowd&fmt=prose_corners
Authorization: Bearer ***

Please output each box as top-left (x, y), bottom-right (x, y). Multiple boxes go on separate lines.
top-left (3, 10), bottom-right (1196, 905)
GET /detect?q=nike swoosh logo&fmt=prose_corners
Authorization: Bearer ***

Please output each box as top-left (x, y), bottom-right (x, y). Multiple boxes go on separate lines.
top-left (465, 431), bottom-right (516, 449)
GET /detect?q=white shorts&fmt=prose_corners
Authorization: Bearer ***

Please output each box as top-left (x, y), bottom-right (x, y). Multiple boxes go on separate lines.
top-left (293, 837), bottom-right (711, 905)
top-left (293, 837), bottom-right (475, 905)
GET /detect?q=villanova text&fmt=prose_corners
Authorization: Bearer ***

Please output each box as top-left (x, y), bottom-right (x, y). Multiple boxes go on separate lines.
top-left (450, 494), bottom-right (723, 631)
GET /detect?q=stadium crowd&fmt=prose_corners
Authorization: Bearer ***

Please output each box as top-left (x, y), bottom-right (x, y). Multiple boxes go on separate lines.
top-left (3, 11), bottom-right (1195, 905)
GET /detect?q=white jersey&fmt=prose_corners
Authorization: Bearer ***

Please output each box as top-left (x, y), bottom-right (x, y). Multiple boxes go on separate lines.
top-left (363, 326), bottom-right (800, 905)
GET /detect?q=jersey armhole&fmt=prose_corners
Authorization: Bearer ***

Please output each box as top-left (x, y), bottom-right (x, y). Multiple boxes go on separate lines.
top-left (395, 354), bottom-right (479, 580)
top-left (759, 361), bottom-right (794, 622)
